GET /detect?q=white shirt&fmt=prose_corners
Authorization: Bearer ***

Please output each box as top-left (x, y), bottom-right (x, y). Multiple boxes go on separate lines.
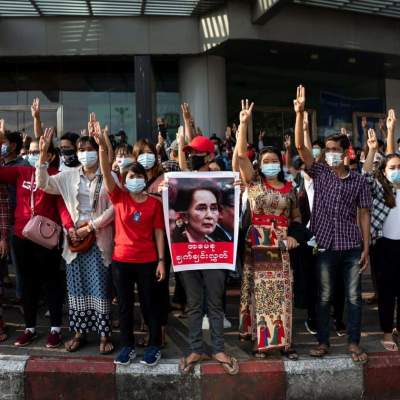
top-left (304, 177), bottom-right (314, 229)
top-left (382, 190), bottom-right (400, 240)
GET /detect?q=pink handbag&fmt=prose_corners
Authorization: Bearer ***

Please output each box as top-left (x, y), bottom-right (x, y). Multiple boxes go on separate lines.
top-left (22, 173), bottom-right (61, 249)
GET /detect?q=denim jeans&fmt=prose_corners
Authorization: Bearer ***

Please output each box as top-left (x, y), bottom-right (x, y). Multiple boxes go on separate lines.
top-left (316, 247), bottom-right (362, 345)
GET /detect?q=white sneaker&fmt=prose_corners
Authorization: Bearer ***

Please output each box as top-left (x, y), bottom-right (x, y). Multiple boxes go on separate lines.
top-left (223, 316), bottom-right (232, 329)
top-left (202, 316), bottom-right (210, 330)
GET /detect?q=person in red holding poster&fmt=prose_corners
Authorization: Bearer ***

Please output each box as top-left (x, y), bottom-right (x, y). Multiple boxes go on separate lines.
top-left (95, 125), bottom-right (166, 367)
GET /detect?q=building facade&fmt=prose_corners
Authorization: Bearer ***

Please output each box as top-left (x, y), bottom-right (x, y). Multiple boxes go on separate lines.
top-left (0, 0), bottom-right (399, 147)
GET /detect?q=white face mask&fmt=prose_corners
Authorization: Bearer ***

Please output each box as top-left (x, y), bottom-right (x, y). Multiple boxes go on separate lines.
top-left (137, 153), bottom-right (156, 170)
top-left (78, 151), bottom-right (98, 168)
top-left (125, 178), bottom-right (146, 193)
top-left (325, 152), bottom-right (343, 167)
top-left (116, 156), bottom-right (134, 170)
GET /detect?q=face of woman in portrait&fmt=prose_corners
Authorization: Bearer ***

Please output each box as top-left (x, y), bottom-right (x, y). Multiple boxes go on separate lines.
top-left (185, 189), bottom-right (219, 240)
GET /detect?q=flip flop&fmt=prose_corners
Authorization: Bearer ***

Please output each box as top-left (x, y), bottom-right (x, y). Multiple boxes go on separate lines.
top-left (310, 345), bottom-right (329, 358)
top-left (381, 340), bottom-right (398, 352)
top-left (349, 349), bottom-right (368, 364)
top-left (100, 339), bottom-right (114, 355)
top-left (179, 356), bottom-right (202, 375)
top-left (65, 336), bottom-right (87, 352)
top-left (213, 356), bottom-right (240, 376)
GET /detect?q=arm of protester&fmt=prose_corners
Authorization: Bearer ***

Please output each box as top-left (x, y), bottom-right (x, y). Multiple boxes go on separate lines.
top-left (177, 126), bottom-right (189, 171)
top-left (57, 196), bottom-right (74, 231)
top-left (181, 103), bottom-right (195, 143)
top-left (294, 85), bottom-right (313, 169)
top-left (284, 134), bottom-right (292, 170)
top-left (258, 130), bottom-right (265, 152)
top-left (93, 122), bottom-right (116, 194)
top-left (303, 111), bottom-right (312, 151)
top-left (36, 128), bottom-right (62, 195)
top-left (103, 125), bottom-right (114, 165)
top-left (386, 109), bottom-right (396, 155)
top-left (155, 228), bottom-right (165, 282)
top-left (358, 207), bottom-right (370, 273)
top-left (363, 129), bottom-right (378, 174)
top-left (237, 100), bottom-right (255, 185)
top-left (232, 141), bottom-right (240, 173)
top-left (92, 198), bottom-right (115, 230)
top-left (31, 97), bottom-right (44, 138)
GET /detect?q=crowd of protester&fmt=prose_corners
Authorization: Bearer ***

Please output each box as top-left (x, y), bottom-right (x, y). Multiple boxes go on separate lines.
top-left (0, 86), bottom-right (399, 374)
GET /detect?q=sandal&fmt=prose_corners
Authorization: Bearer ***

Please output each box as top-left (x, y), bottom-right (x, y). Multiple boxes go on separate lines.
top-left (381, 340), bottom-right (398, 352)
top-left (65, 335), bottom-right (86, 352)
top-left (99, 338), bottom-right (114, 355)
top-left (348, 345), bottom-right (368, 365)
top-left (281, 348), bottom-right (299, 361)
top-left (179, 354), bottom-right (203, 375)
top-left (310, 344), bottom-right (329, 358)
top-left (213, 355), bottom-right (240, 376)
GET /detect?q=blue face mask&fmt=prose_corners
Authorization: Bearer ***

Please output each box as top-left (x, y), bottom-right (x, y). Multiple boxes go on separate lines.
top-left (116, 156), bottom-right (134, 170)
top-left (137, 153), bottom-right (156, 170)
top-left (387, 170), bottom-right (400, 184)
top-left (261, 163), bottom-right (281, 177)
top-left (312, 148), bottom-right (321, 159)
top-left (1, 144), bottom-right (9, 157)
top-left (78, 151), bottom-right (98, 168)
top-left (125, 178), bottom-right (146, 194)
top-left (27, 154), bottom-right (39, 167)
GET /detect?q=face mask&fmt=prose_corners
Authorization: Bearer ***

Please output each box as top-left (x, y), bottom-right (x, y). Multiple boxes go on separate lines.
top-left (300, 170), bottom-right (306, 179)
top-left (78, 151), bottom-right (98, 168)
top-left (61, 149), bottom-right (79, 167)
top-left (387, 170), bottom-right (400, 184)
top-left (27, 154), bottom-right (39, 167)
top-left (22, 154), bottom-right (28, 160)
top-left (189, 155), bottom-right (207, 171)
top-left (116, 156), bottom-right (134, 170)
top-left (125, 178), bottom-right (146, 193)
top-left (1, 144), bottom-right (9, 157)
top-left (312, 148), bottom-right (321, 159)
top-left (137, 153), bottom-right (155, 170)
top-left (325, 152), bottom-right (343, 167)
top-left (261, 163), bottom-right (281, 177)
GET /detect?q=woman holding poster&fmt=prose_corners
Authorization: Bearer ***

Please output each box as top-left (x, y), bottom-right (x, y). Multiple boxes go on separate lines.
top-left (236, 99), bottom-right (301, 360)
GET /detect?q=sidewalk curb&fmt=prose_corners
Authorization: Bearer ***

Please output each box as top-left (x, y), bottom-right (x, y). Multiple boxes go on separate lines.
top-left (0, 353), bottom-right (399, 399)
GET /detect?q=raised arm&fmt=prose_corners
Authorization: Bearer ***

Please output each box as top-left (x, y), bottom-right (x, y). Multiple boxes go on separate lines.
top-left (31, 98), bottom-right (44, 138)
top-left (93, 122), bottom-right (116, 193)
top-left (181, 103), bottom-right (195, 143)
top-left (294, 86), bottom-right (314, 169)
top-left (363, 129), bottom-right (378, 173)
top-left (386, 109), bottom-right (396, 155)
top-left (177, 126), bottom-right (189, 171)
top-left (237, 100), bottom-right (255, 184)
top-left (303, 111), bottom-right (312, 151)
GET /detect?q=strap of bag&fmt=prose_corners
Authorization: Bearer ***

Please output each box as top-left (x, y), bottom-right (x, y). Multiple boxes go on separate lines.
top-left (29, 172), bottom-right (35, 216)
top-left (91, 175), bottom-right (103, 213)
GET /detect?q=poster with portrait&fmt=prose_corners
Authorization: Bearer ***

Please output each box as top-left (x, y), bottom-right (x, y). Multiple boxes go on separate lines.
top-left (162, 171), bottom-right (240, 272)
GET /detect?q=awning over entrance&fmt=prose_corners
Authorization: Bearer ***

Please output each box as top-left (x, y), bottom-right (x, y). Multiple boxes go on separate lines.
top-left (0, 0), bottom-right (226, 17)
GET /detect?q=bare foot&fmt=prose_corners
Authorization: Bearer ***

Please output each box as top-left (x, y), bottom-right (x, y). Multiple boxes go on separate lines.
top-left (348, 343), bottom-right (368, 364)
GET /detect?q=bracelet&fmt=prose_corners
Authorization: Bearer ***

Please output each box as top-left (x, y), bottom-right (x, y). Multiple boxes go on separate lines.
top-left (158, 257), bottom-right (164, 262)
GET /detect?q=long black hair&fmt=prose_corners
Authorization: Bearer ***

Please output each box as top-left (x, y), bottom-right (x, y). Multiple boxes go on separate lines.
top-left (375, 153), bottom-right (400, 208)
top-left (258, 146), bottom-right (285, 183)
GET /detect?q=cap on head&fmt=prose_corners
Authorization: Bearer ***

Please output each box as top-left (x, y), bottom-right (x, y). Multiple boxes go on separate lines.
top-left (183, 136), bottom-right (214, 154)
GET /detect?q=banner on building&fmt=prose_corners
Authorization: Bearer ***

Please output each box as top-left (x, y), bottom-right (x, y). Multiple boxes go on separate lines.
top-left (162, 171), bottom-right (240, 272)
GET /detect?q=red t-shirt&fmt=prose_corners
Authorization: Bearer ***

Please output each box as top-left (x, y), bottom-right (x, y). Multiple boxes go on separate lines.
top-left (0, 166), bottom-right (73, 238)
top-left (108, 185), bottom-right (164, 263)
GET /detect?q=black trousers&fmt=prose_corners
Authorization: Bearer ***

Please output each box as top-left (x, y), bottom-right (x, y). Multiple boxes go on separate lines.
top-left (12, 235), bottom-right (63, 328)
top-left (374, 238), bottom-right (400, 333)
top-left (112, 261), bottom-right (161, 347)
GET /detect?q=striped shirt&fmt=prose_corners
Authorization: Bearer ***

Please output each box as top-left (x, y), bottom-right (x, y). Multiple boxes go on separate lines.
top-left (307, 162), bottom-right (372, 251)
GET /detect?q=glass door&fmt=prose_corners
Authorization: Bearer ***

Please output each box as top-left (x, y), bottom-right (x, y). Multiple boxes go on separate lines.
top-left (0, 105), bottom-right (63, 139)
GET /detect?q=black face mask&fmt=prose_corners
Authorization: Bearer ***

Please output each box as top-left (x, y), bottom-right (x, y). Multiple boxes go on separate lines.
top-left (61, 149), bottom-right (79, 167)
top-left (189, 155), bottom-right (207, 171)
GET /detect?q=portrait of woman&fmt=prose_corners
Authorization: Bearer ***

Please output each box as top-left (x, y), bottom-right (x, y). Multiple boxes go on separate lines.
top-left (170, 179), bottom-right (232, 243)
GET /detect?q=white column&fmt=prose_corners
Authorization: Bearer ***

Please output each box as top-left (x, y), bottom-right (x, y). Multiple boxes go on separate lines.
top-left (179, 55), bottom-right (227, 137)
top-left (385, 79), bottom-right (400, 141)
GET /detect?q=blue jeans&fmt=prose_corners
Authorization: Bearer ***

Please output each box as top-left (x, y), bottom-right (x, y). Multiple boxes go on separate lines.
top-left (316, 248), bottom-right (362, 345)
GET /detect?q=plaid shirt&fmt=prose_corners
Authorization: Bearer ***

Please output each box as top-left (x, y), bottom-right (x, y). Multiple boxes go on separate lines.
top-left (307, 162), bottom-right (372, 251)
top-left (363, 172), bottom-right (392, 244)
top-left (0, 184), bottom-right (10, 241)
